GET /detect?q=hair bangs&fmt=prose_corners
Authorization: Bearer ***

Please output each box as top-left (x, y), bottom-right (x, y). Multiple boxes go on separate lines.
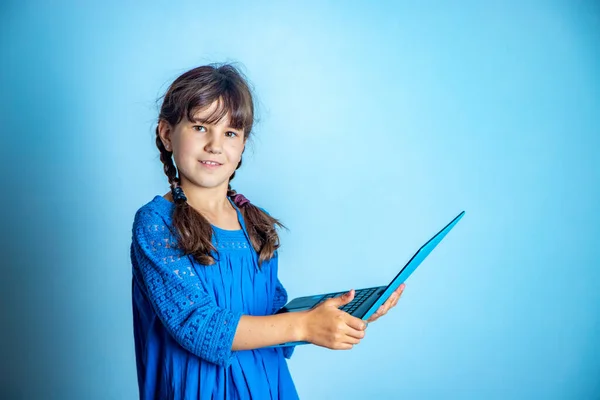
top-left (184, 77), bottom-right (253, 134)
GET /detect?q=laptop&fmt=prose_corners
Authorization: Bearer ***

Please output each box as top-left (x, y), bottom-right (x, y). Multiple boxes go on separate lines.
top-left (270, 210), bottom-right (465, 347)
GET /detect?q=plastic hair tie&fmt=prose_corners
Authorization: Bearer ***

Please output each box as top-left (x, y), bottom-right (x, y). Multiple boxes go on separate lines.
top-left (172, 186), bottom-right (187, 202)
top-left (232, 193), bottom-right (250, 208)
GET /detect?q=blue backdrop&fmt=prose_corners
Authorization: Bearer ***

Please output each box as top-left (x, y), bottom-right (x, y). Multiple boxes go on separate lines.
top-left (1, 1), bottom-right (598, 399)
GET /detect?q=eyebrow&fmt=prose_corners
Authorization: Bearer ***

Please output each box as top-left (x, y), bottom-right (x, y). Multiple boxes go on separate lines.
top-left (189, 118), bottom-right (241, 131)
top-left (189, 117), bottom-right (209, 124)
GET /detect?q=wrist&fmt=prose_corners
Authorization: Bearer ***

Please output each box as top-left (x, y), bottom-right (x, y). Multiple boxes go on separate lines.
top-left (293, 310), bottom-right (310, 342)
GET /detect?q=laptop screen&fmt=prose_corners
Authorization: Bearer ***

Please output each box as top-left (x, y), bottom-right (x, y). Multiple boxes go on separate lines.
top-left (382, 211), bottom-right (465, 293)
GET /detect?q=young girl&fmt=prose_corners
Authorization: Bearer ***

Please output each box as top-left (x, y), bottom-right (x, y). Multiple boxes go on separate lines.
top-left (130, 64), bottom-right (405, 399)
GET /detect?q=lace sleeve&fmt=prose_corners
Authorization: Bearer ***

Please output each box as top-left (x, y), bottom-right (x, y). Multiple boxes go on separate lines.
top-left (131, 209), bottom-right (242, 367)
top-left (272, 278), bottom-right (289, 314)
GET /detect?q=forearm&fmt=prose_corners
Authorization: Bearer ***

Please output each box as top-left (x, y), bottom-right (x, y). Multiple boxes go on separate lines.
top-left (231, 311), bottom-right (308, 351)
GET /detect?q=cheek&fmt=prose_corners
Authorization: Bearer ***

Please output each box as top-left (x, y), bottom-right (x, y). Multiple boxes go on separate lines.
top-left (174, 136), bottom-right (198, 158)
top-left (172, 149), bottom-right (198, 173)
top-left (227, 142), bottom-right (244, 161)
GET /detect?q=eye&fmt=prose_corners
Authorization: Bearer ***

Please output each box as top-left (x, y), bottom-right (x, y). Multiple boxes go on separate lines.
top-left (225, 131), bottom-right (239, 138)
top-left (192, 125), bottom-right (206, 132)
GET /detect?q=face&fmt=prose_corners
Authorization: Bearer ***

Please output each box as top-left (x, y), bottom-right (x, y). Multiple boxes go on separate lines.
top-left (159, 100), bottom-right (246, 192)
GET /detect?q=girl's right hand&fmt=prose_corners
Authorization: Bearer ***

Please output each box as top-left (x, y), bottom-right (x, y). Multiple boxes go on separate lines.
top-left (302, 289), bottom-right (367, 350)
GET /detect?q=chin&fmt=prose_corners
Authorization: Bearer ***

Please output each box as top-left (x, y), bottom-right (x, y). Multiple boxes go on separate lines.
top-left (185, 168), bottom-right (235, 189)
top-left (194, 178), bottom-right (229, 189)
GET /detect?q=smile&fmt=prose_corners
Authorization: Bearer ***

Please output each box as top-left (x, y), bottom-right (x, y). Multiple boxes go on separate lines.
top-left (199, 160), bottom-right (222, 167)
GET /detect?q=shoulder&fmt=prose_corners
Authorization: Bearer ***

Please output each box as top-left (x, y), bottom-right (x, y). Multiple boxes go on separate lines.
top-left (132, 195), bottom-right (176, 234)
top-left (131, 197), bottom-right (183, 256)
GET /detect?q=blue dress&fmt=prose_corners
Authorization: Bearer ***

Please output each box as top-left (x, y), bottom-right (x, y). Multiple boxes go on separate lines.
top-left (130, 195), bottom-right (298, 399)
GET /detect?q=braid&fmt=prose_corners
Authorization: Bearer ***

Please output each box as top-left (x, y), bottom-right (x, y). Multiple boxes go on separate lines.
top-left (226, 157), bottom-right (286, 266)
top-left (155, 123), bottom-right (216, 265)
top-left (155, 127), bottom-right (179, 188)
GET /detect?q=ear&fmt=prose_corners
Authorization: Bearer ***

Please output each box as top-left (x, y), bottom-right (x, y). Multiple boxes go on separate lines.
top-left (158, 119), bottom-right (173, 151)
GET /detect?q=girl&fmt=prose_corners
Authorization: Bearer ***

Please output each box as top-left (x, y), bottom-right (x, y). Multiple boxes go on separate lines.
top-left (130, 64), bottom-right (405, 399)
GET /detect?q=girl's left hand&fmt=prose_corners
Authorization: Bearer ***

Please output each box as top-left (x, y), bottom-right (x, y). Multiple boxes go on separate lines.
top-left (366, 283), bottom-right (406, 324)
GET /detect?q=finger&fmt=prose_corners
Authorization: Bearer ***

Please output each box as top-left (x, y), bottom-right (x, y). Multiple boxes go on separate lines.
top-left (323, 342), bottom-right (352, 350)
top-left (342, 334), bottom-right (361, 345)
top-left (329, 337), bottom-right (356, 350)
top-left (391, 286), bottom-right (405, 308)
top-left (344, 315), bottom-right (367, 331)
top-left (372, 305), bottom-right (383, 317)
top-left (326, 289), bottom-right (355, 307)
top-left (393, 290), bottom-right (404, 306)
top-left (383, 292), bottom-right (397, 308)
top-left (377, 303), bottom-right (389, 316)
top-left (389, 286), bottom-right (403, 301)
top-left (370, 305), bottom-right (388, 322)
top-left (344, 325), bottom-right (366, 340)
top-left (396, 283), bottom-right (406, 294)
top-left (377, 296), bottom-right (394, 316)
top-left (342, 317), bottom-right (367, 340)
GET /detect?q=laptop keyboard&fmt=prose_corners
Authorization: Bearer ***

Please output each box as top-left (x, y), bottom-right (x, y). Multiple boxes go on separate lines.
top-left (314, 287), bottom-right (378, 315)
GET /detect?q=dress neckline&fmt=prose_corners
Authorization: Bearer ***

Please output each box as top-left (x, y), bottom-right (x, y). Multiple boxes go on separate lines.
top-left (152, 195), bottom-right (244, 233)
top-left (150, 194), bottom-right (259, 269)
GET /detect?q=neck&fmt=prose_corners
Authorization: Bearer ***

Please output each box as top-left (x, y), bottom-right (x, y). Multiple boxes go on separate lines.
top-left (179, 179), bottom-right (232, 214)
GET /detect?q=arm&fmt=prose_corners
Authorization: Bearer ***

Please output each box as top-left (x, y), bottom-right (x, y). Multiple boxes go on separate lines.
top-left (132, 209), bottom-right (307, 365)
top-left (232, 312), bottom-right (307, 351)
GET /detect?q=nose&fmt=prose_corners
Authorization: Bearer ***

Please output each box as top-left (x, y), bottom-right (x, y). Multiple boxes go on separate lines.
top-left (204, 131), bottom-right (223, 154)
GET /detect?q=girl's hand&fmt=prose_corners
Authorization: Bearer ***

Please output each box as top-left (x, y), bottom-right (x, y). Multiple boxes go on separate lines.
top-left (366, 283), bottom-right (406, 323)
top-left (302, 289), bottom-right (367, 350)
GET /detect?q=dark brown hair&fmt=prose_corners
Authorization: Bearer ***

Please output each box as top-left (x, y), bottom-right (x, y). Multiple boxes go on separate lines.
top-left (155, 64), bottom-right (284, 266)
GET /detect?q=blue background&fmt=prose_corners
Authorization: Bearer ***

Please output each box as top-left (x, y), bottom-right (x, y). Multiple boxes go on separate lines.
top-left (1, 1), bottom-right (598, 399)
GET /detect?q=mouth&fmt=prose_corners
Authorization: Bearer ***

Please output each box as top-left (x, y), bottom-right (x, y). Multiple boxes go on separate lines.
top-left (199, 160), bottom-right (223, 168)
